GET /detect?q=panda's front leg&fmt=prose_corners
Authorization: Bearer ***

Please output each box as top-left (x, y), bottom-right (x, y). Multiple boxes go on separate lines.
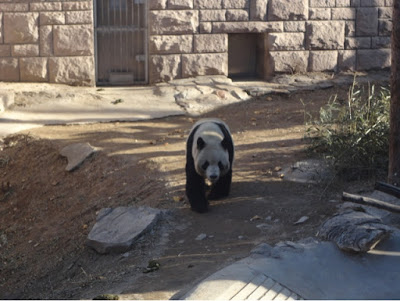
top-left (186, 163), bottom-right (209, 213)
top-left (208, 169), bottom-right (232, 200)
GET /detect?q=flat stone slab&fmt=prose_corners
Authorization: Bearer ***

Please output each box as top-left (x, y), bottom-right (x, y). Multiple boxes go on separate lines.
top-left (180, 231), bottom-right (400, 300)
top-left (60, 142), bottom-right (98, 171)
top-left (86, 206), bottom-right (162, 254)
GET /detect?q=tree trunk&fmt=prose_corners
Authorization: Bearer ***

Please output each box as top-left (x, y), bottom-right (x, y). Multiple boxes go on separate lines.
top-left (389, 2), bottom-right (400, 185)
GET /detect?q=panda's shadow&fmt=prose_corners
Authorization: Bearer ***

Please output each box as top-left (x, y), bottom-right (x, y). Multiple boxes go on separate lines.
top-left (206, 178), bottom-right (309, 208)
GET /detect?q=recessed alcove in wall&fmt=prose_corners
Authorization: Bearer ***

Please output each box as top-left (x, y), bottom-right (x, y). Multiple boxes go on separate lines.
top-left (228, 33), bottom-right (267, 80)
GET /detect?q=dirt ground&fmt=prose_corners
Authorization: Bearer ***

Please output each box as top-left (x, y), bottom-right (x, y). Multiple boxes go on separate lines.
top-left (0, 83), bottom-right (386, 299)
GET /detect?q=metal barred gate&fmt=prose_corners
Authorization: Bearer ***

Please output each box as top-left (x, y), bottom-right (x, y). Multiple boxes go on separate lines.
top-left (94, 0), bottom-right (147, 85)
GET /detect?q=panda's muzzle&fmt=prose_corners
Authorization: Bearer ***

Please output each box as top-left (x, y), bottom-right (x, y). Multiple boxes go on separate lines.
top-left (209, 174), bottom-right (218, 182)
top-left (206, 165), bottom-right (220, 183)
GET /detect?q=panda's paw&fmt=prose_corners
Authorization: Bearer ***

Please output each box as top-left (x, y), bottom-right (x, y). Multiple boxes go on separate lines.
top-left (189, 198), bottom-right (209, 213)
top-left (190, 204), bottom-right (209, 213)
top-left (208, 183), bottom-right (230, 200)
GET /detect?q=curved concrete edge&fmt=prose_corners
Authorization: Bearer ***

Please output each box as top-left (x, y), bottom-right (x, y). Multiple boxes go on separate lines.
top-left (179, 259), bottom-right (301, 300)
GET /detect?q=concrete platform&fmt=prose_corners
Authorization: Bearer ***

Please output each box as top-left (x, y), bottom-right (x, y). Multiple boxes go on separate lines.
top-left (179, 231), bottom-right (400, 300)
top-left (0, 83), bottom-right (183, 137)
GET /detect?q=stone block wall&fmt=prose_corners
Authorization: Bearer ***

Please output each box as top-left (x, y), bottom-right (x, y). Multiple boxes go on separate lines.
top-left (149, 0), bottom-right (393, 83)
top-left (0, 0), bottom-right (393, 86)
top-left (0, 0), bottom-right (95, 86)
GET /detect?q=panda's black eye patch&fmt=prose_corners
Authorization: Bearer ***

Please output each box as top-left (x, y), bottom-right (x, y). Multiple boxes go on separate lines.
top-left (201, 161), bottom-right (209, 170)
top-left (218, 161), bottom-right (224, 170)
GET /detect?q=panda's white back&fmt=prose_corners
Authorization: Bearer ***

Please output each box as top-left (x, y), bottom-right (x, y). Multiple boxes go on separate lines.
top-left (192, 121), bottom-right (224, 158)
top-left (191, 118), bottom-right (231, 136)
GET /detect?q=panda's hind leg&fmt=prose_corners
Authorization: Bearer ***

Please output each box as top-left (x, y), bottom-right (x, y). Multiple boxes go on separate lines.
top-left (208, 169), bottom-right (232, 200)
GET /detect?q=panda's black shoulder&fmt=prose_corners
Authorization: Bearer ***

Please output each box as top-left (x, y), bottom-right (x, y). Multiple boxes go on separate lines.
top-left (186, 123), bottom-right (201, 158)
top-left (213, 122), bottom-right (231, 139)
top-left (213, 121), bottom-right (234, 162)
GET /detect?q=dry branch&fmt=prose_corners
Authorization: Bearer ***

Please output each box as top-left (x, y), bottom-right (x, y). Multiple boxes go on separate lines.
top-left (342, 192), bottom-right (400, 214)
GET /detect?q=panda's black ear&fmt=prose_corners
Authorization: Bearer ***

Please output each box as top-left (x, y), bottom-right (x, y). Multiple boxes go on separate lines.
top-left (197, 137), bottom-right (206, 150)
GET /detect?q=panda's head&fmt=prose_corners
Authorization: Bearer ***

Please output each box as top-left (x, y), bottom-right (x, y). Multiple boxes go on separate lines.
top-left (193, 134), bottom-right (230, 184)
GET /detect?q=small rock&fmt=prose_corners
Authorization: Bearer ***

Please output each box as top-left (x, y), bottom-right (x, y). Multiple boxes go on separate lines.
top-left (0, 92), bottom-right (14, 112)
top-left (256, 223), bottom-right (269, 230)
top-left (238, 235), bottom-right (244, 240)
top-left (195, 233), bottom-right (207, 241)
top-left (230, 89), bottom-right (250, 101)
top-left (246, 87), bottom-right (273, 97)
top-left (121, 252), bottom-right (131, 258)
top-left (215, 90), bottom-right (226, 99)
top-left (111, 98), bottom-right (123, 105)
top-left (251, 243), bottom-right (272, 255)
top-left (143, 260), bottom-right (160, 273)
top-left (250, 215), bottom-right (262, 221)
top-left (60, 142), bottom-right (98, 172)
top-left (294, 216), bottom-right (310, 225)
top-left (0, 233), bottom-right (7, 247)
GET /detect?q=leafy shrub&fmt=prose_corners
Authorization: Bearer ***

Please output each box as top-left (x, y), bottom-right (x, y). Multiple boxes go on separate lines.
top-left (304, 78), bottom-right (390, 180)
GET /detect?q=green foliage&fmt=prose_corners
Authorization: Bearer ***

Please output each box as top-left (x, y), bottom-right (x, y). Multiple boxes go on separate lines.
top-left (304, 78), bottom-right (390, 179)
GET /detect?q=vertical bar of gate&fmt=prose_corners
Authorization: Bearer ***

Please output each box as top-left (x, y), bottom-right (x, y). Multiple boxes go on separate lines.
top-left (137, 0), bottom-right (140, 81)
top-left (129, 0), bottom-right (136, 82)
top-left (113, 0), bottom-right (116, 81)
top-left (117, 0), bottom-right (122, 77)
top-left (144, 0), bottom-right (148, 84)
top-left (94, 0), bottom-right (98, 84)
top-left (132, 0), bottom-right (138, 82)
top-left (125, 0), bottom-right (128, 78)
top-left (108, 0), bottom-right (111, 84)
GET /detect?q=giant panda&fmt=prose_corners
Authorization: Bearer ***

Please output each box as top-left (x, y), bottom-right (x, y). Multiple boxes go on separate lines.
top-left (186, 118), bottom-right (234, 213)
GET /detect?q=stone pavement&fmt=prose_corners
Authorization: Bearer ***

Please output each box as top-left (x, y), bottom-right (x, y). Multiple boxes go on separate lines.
top-left (0, 71), bottom-right (389, 138)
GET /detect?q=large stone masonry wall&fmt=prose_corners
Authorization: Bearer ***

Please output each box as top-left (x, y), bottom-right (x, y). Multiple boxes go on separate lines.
top-left (0, 0), bottom-right (393, 86)
top-left (149, 0), bottom-right (393, 83)
top-left (0, 0), bottom-right (95, 86)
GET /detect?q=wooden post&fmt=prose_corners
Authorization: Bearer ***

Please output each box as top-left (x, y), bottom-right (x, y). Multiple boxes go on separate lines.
top-left (389, 2), bottom-right (400, 185)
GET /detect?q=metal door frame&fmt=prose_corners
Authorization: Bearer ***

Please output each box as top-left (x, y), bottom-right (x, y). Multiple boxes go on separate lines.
top-left (93, 0), bottom-right (148, 86)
